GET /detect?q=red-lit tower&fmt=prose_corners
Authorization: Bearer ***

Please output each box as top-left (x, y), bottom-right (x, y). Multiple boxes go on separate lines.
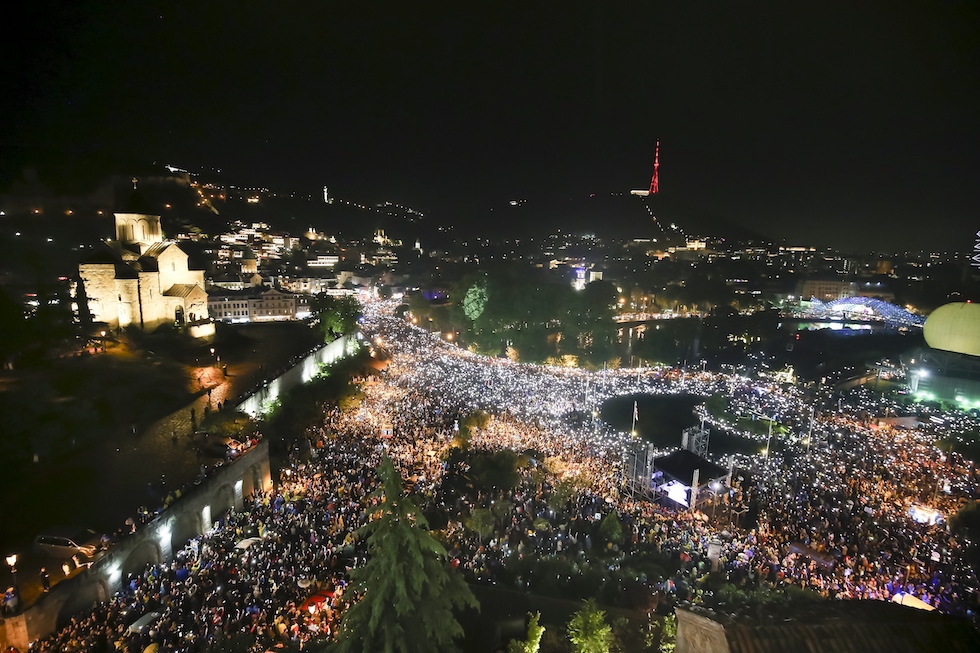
top-left (630, 140), bottom-right (661, 197)
top-left (649, 139), bottom-right (660, 195)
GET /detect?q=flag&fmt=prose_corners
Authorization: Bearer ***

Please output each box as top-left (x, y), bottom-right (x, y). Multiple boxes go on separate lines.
top-left (633, 401), bottom-right (639, 422)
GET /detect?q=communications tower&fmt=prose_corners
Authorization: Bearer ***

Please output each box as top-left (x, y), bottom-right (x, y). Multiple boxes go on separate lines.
top-left (630, 140), bottom-right (661, 197)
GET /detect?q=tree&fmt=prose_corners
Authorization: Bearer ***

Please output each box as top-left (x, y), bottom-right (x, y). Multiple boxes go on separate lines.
top-left (658, 613), bottom-right (677, 653)
top-left (950, 500), bottom-right (980, 543)
top-left (508, 612), bottom-right (545, 653)
top-left (312, 294), bottom-right (362, 341)
top-left (466, 507), bottom-right (495, 543)
top-left (336, 456), bottom-right (479, 653)
top-left (0, 283), bottom-right (28, 364)
top-left (566, 599), bottom-right (612, 653)
top-left (467, 449), bottom-right (523, 491)
top-left (598, 511), bottom-right (623, 547)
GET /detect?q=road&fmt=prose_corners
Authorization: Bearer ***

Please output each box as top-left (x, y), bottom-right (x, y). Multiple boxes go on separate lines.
top-left (3, 324), bottom-right (323, 608)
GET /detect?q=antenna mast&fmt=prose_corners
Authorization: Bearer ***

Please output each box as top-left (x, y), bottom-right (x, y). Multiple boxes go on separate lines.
top-left (649, 140), bottom-right (660, 195)
top-left (630, 140), bottom-right (661, 197)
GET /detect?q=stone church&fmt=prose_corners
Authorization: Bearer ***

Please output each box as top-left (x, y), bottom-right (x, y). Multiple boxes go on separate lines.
top-left (77, 206), bottom-right (209, 333)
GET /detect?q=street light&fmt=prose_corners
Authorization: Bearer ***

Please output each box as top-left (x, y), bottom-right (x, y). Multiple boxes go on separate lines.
top-left (752, 412), bottom-right (776, 462)
top-left (709, 481), bottom-right (722, 519)
top-left (100, 330), bottom-right (106, 352)
top-left (5, 553), bottom-right (17, 599)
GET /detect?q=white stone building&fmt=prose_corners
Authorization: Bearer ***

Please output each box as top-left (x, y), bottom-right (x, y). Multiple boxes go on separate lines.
top-left (77, 210), bottom-right (210, 332)
top-left (208, 287), bottom-right (311, 323)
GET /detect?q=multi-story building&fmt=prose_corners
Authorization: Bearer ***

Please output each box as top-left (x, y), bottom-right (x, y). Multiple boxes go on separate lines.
top-left (798, 277), bottom-right (894, 303)
top-left (799, 278), bottom-right (854, 302)
top-left (208, 287), bottom-right (311, 323)
top-left (275, 274), bottom-right (338, 295)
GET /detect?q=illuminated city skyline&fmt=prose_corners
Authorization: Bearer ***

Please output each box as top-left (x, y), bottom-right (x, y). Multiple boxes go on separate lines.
top-left (1, 2), bottom-right (977, 250)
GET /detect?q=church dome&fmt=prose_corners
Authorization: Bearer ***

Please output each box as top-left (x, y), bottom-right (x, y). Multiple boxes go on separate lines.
top-left (923, 302), bottom-right (980, 357)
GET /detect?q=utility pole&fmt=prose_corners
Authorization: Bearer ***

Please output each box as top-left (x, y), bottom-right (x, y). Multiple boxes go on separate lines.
top-left (807, 405), bottom-right (815, 456)
top-left (766, 417), bottom-right (773, 462)
top-left (752, 411), bottom-right (776, 462)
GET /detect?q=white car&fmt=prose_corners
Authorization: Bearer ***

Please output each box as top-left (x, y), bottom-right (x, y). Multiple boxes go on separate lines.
top-left (34, 529), bottom-right (102, 560)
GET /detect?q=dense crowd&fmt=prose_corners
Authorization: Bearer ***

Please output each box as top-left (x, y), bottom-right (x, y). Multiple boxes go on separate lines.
top-left (34, 439), bottom-right (383, 653)
top-left (29, 299), bottom-right (980, 650)
top-left (356, 302), bottom-right (980, 615)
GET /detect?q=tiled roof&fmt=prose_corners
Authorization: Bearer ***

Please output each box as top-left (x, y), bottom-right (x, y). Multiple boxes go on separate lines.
top-left (163, 284), bottom-right (201, 298)
top-left (726, 616), bottom-right (980, 653)
top-left (141, 242), bottom-right (172, 259)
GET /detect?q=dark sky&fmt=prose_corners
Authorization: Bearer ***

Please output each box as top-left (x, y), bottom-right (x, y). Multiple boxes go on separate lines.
top-left (2, 0), bottom-right (978, 251)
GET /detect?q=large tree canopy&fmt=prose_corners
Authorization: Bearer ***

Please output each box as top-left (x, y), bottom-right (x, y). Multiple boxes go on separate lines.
top-left (336, 456), bottom-right (478, 653)
top-left (312, 294), bottom-right (361, 341)
top-left (437, 267), bottom-right (620, 366)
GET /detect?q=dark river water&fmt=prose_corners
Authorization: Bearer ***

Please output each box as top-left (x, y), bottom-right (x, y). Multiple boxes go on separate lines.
top-left (601, 393), bottom-right (762, 457)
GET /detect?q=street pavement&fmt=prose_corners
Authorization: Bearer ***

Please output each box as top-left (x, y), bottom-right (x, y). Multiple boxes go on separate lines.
top-left (4, 333), bottom-right (319, 610)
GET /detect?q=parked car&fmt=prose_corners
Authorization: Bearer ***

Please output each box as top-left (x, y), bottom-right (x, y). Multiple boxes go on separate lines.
top-left (127, 611), bottom-right (162, 634)
top-left (34, 528), bottom-right (102, 560)
top-left (200, 436), bottom-right (245, 458)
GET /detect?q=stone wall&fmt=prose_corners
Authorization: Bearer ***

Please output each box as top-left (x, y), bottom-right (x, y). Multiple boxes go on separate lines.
top-left (77, 263), bottom-right (119, 328)
top-left (139, 270), bottom-right (169, 330)
top-left (0, 441), bottom-right (271, 651)
top-left (237, 334), bottom-right (357, 416)
top-left (155, 246), bottom-right (188, 298)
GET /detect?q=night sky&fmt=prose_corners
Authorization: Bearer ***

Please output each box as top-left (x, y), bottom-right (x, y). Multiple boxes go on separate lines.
top-left (2, 1), bottom-right (978, 251)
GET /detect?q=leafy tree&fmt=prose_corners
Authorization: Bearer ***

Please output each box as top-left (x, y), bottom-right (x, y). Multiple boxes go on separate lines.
top-left (610, 616), bottom-right (658, 653)
top-left (407, 292), bottom-right (434, 324)
top-left (549, 477), bottom-right (584, 515)
top-left (570, 280), bottom-right (619, 368)
top-left (539, 630), bottom-right (572, 653)
top-left (950, 500), bottom-right (980, 543)
top-left (312, 294), bottom-right (362, 341)
top-left (463, 280), bottom-right (489, 321)
top-left (336, 456), bottom-right (478, 653)
top-left (598, 511), bottom-right (623, 546)
top-left (466, 507), bottom-right (495, 542)
top-left (491, 497), bottom-right (515, 523)
top-left (566, 599), bottom-right (612, 653)
top-left (467, 449), bottom-right (523, 491)
top-left (633, 320), bottom-right (692, 365)
top-left (508, 612), bottom-right (546, 653)
top-left (658, 613), bottom-right (677, 653)
top-left (0, 283), bottom-right (28, 364)
top-left (452, 410), bottom-right (489, 449)
top-left (461, 410), bottom-right (491, 432)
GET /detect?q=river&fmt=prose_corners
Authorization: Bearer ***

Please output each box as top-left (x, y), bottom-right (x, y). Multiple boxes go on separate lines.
top-left (601, 393), bottom-right (762, 457)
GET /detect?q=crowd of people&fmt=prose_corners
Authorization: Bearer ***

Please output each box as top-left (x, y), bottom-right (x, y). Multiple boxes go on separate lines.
top-left (356, 302), bottom-right (980, 615)
top-left (29, 299), bottom-right (980, 650)
top-left (34, 439), bottom-right (385, 653)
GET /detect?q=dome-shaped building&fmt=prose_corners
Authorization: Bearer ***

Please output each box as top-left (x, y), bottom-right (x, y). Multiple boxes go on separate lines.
top-left (910, 302), bottom-right (980, 406)
top-left (923, 302), bottom-right (980, 357)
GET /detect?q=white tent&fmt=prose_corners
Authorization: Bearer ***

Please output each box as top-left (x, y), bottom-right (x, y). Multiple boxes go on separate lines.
top-left (891, 592), bottom-right (936, 611)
